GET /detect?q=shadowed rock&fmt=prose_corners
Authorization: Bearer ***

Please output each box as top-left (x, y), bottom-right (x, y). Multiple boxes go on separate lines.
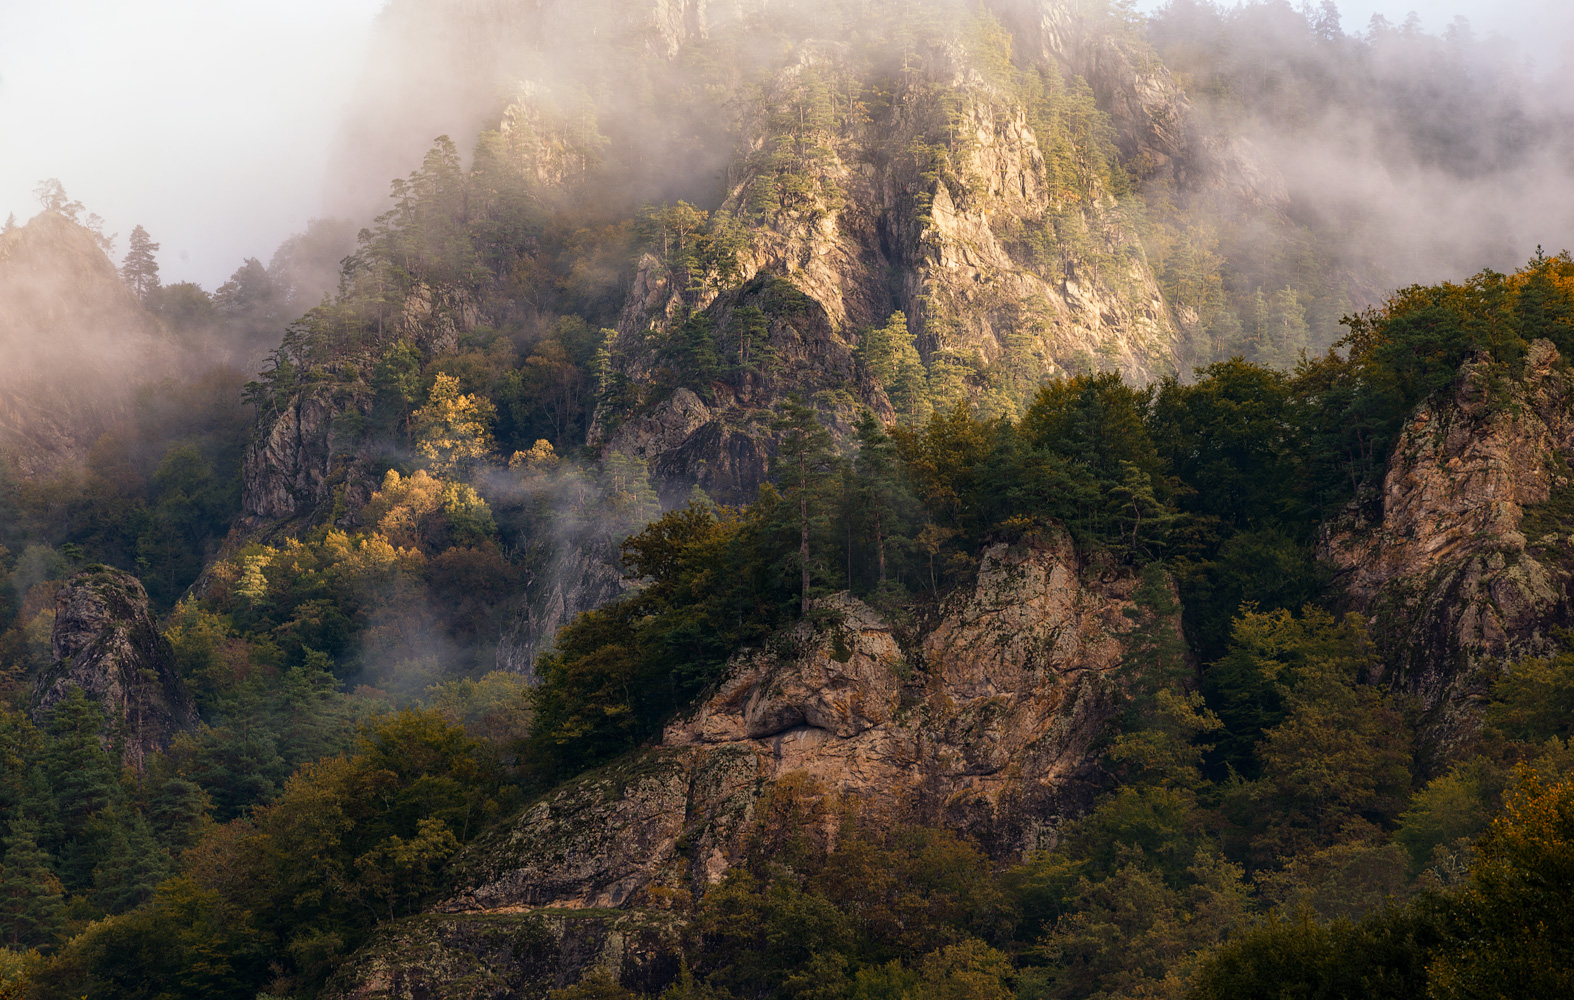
top-left (30, 567), bottom-right (197, 771)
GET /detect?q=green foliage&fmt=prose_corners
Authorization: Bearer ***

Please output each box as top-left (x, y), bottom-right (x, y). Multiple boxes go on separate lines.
top-left (526, 503), bottom-right (795, 781)
top-left (120, 225), bottom-right (160, 301)
top-left (1484, 653), bottom-right (1574, 745)
top-left (1428, 770), bottom-right (1574, 998)
top-left (1186, 905), bottom-right (1442, 1000)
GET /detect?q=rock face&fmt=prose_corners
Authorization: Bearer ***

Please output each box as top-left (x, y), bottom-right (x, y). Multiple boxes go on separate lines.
top-left (326, 0), bottom-right (1300, 506)
top-left (30, 567), bottom-right (197, 771)
top-left (495, 539), bottom-right (630, 680)
top-left (1321, 341), bottom-right (1574, 749)
top-left (241, 375), bottom-right (379, 533)
top-left (0, 212), bottom-right (178, 476)
top-left (1010, 0), bottom-right (1284, 206)
top-left (329, 530), bottom-right (1175, 997)
top-left (596, 23), bottom-right (1185, 501)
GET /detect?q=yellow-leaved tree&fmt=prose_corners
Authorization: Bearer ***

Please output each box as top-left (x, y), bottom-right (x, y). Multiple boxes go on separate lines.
top-left (411, 373), bottom-right (496, 476)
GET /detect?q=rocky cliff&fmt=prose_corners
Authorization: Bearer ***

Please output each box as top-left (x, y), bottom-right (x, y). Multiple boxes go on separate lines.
top-left (29, 567), bottom-right (197, 771)
top-left (328, 530), bottom-right (1178, 997)
top-left (1321, 340), bottom-right (1574, 752)
top-left (322, 0), bottom-right (1293, 508)
top-left (0, 212), bottom-right (178, 476)
top-left (594, 4), bottom-right (1191, 502)
top-left (241, 376), bottom-right (379, 531)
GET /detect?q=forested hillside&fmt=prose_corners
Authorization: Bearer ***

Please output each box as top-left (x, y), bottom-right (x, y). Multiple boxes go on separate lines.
top-left (4, 1), bottom-right (1574, 998)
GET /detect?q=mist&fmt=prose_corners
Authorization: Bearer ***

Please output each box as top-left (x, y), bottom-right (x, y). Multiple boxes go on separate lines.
top-left (1138, 0), bottom-right (1574, 301)
top-left (0, 0), bottom-right (383, 290)
top-left (6, 0), bottom-right (1570, 299)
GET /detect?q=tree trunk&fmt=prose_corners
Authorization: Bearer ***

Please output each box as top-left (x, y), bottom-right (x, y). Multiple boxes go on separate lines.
top-left (875, 510), bottom-right (886, 585)
top-left (800, 493), bottom-right (811, 616)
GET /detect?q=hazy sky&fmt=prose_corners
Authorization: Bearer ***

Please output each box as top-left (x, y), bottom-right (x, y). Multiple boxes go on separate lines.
top-left (2, 0), bottom-right (1568, 290)
top-left (0, 0), bottom-right (384, 288)
top-left (1130, 0), bottom-right (1574, 71)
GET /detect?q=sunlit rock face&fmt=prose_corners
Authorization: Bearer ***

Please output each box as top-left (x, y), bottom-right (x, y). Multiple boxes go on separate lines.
top-left (1321, 340), bottom-right (1574, 755)
top-left (30, 567), bottom-right (197, 772)
top-left (0, 212), bottom-right (176, 476)
top-left (327, 0), bottom-right (1291, 506)
top-left (327, 530), bottom-right (1179, 998)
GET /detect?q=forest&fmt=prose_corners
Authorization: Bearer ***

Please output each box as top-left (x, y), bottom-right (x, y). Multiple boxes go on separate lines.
top-left (3, 0), bottom-right (1574, 998)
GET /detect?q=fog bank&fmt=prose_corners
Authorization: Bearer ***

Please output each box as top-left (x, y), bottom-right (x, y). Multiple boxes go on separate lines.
top-left (0, 0), bottom-right (383, 289)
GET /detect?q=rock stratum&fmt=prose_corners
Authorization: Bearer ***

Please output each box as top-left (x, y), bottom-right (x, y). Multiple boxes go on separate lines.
top-left (328, 531), bottom-right (1174, 997)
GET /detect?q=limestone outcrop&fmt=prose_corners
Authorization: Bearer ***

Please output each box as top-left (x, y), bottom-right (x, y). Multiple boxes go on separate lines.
top-left (329, 530), bottom-right (1174, 997)
top-left (29, 567), bottom-right (197, 771)
top-left (1321, 340), bottom-right (1574, 749)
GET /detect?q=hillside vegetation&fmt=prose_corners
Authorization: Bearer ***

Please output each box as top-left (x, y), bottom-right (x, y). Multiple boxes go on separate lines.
top-left (4, 1), bottom-right (1574, 998)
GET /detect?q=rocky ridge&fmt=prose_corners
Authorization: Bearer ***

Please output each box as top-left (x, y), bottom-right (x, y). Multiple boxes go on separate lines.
top-left (328, 530), bottom-right (1175, 997)
top-left (30, 567), bottom-right (198, 772)
top-left (1321, 340), bottom-right (1574, 751)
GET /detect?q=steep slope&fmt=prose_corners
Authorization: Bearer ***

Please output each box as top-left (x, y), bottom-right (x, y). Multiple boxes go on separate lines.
top-left (0, 212), bottom-right (177, 475)
top-left (309, 0), bottom-right (1297, 505)
top-left (327, 530), bottom-right (1179, 996)
top-left (1321, 340), bottom-right (1574, 753)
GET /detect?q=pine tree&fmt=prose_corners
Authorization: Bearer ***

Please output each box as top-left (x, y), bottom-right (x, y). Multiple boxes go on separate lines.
top-left (32, 178), bottom-right (82, 220)
top-left (926, 350), bottom-right (972, 416)
top-left (853, 411), bottom-right (912, 588)
top-left (774, 398), bottom-right (838, 616)
top-left (1, 213), bottom-right (16, 234)
top-left (0, 817), bottom-right (65, 949)
top-left (857, 312), bottom-right (900, 388)
top-left (39, 689), bottom-right (122, 893)
top-left (882, 313), bottom-right (932, 426)
top-left (88, 805), bottom-right (171, 914)
top-left (121, 224), bottom-right (161, 301)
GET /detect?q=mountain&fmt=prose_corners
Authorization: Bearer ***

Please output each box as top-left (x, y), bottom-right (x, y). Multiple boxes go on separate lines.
top-left (7, 2), bottom-right (1574, 999)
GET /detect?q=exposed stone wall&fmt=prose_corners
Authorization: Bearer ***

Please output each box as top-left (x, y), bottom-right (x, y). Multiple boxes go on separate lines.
top-left (30, 567), bottom-right (197, 771)
top-left (1321, 340), bottom-right (1574, 751)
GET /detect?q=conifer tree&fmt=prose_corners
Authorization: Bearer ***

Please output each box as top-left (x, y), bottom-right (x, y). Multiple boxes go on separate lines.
top-left (121, 224), bottom-right (161, 301)
top-left (0, 817), bottom-right (65, 949)
top-left (39, 690), bottom-right (122, 892)
top-left (774, 398), bottom-right (837, 615)
top-left (858, 312), bottom-right (930, 425)
top-left (853, 411), bottom-right (912, 588)
top-left (927, 350), bottom-right (972, 416)
top-left (1, 213), bottom-right (15, 234)
top-left (88, 805), bottom-right (170, 914)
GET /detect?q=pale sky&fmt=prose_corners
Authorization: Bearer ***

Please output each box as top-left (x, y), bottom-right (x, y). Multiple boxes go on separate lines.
top-left (1130, 0), bottom-right (1574, 72)
top-left (0, 0), bottom-right (385, 288)
top-left (1, 0), bottom-right (1567, 290)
